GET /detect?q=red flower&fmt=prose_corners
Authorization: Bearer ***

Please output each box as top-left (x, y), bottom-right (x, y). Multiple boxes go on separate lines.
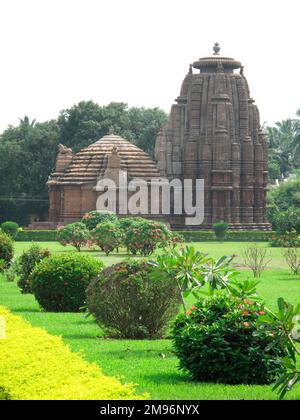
top-left (244, 299), bottom-right (254, 305)
top-left (191, 305), bottom-right (196, 311)
top-left (243, 322), bottom-right (250, 328)
top-left (186, 310), bottom-right (191, 316)
top-left (258, 311), bottom-right (266, 316)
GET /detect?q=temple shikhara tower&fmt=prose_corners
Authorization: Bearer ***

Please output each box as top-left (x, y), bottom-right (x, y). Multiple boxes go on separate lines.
top-left (155, 43), bottom-right (270, 230)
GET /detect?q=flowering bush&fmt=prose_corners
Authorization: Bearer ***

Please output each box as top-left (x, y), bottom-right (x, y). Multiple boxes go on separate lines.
top-left (86, 260), bottom-right (181, 338)
top-left (17, 244), bottom-right (51, 293)
top-left (0, 231), bottom-right (14, 268)
top-left (172, 292), bottom-right (286, 385)
top-left (31, 254), bottom-right (103, 312)
top-left (92, 222), bottom-right (123, 255)
top-left (56, 223), bottom-right (90, 251)
top-left (124, 219), bottom-right (172, 256)
top-left (81, 210), bottom-right (118, 231)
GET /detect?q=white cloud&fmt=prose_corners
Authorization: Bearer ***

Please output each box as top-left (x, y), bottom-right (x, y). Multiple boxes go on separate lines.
top-left (0, 0), bottom-right (299, 131)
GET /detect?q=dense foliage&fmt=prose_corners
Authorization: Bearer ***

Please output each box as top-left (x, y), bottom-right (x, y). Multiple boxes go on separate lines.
top-left (0, 103), bottom-right (167, 225)
top-left (17, 244), bottom-right (51, 293)
top-left (82, 210), bottom-right (118, 231)
top-left (123, 219), bottom-right (172, 256)
top-left (0, 221), bottom-right (19, 239)
top-left (213, 221), bottom-right (229, 241)
top-left (56, 222), bottom-right (90, 251)
top-left (172, 293), bottom-right (286, 385)
top-left (92, 222), bottom-right (123, 255)
top-left (86, 260), bottom-right (181, 339)
top-left (0, 231), bottom-right (14, 268)
top-left (31, 253), bottom-right (103, 312)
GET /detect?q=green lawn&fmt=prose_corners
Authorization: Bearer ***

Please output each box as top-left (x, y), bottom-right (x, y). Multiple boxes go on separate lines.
top-left (1, 241), bottom-right (300, 400)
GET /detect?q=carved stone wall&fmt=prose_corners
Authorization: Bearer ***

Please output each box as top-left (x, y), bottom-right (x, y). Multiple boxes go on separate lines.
top-left (155, 44), bottom-right (270, 230)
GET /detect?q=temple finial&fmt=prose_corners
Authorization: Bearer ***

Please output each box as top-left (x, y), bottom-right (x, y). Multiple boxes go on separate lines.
top-left (189, 64), bottom-right (193, 74)
top-left (108, 127), bottom-right (114, 135)
top-left (213, 42), bottom-right (220, 55)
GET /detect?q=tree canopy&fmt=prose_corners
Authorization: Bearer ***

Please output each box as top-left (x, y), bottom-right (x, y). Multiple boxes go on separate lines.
top-left (0, 102), bottom-right (167, 225)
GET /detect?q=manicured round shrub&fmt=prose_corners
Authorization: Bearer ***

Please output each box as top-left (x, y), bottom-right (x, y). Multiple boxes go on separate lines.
top-left (17, 244), bottom-right (51, 293)
top-left (172, 293), bottom-right (285, 385)
top-left (92, 222), bottom-right (123, 255)
top-left (1, 221), bottom-right (19, 239)
top-left (213, 221), bottom-right (229, 241)
top-left (0, 231), bottom-right (14, 268)
top-left (31, 254), bottom-right (104, 312)
top-left (57, 222), bottom-right (90, 251)
top-left (123, 219), bottom-right (172, 256)
top-left (86, 260), bottom-right (181, 338)
top-left (82, 210), bottom-right (118, 231)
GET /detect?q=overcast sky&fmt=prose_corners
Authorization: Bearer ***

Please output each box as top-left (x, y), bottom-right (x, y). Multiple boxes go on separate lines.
top-left (0, 0), bottom-right (299, 132)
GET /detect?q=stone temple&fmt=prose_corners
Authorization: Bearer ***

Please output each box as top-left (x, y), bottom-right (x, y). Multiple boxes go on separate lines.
top-left (155, 43), bottom-right (270, 230)
top-left (44, 44), bottom-right (270, 230)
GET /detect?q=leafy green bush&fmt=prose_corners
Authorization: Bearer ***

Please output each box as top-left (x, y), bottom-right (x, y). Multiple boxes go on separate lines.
top-left (31, 254), bottom-right (103, 312)
top-left (213, 221), bottom-right (229, 241)
top-left (268, 179), bottom-right (300, 213)
top-left (124, 219), bottom-right (172, 256)
top-left (57, 223), bottom-right (90, 251)
top-left (82, 210), bottom-right (118, 231)
top-left (92, 222), bottom-right (123, 255)
top-left (86, 260), bottom-right (181, 338)
top-left (0, 259), bottom-right (6, 272)
top-left (270, 231), bottom-right (300, 248)
top-left (172, 293), bottom-right (285, 385)
top-left (179, 230), bottom-right (274, 242)
top-left (272, 208), bottom-right (300, 234)
top-left (17, 244), bottom-right (51, 293)
top-left (0, 231), bottom-right (14, 268)
top-left (1, 221), bottom-right (19, 239)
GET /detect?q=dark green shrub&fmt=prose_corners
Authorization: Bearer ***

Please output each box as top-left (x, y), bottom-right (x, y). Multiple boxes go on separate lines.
top-left (172, 293), bottom-right (285, 385)
top-left (17, 244), bottom-right (51, 293)
top-left (1, 221), bottom-right (19, 239)
top-left (124, 219), bottom-right (172, 256)
top-left (31, 254), bottom-right (104, 312)
top-left (92, 222), bottom-right (123, 255)
top-left (213, 221), bottom-right (229, 241)
top-left (0, 231), bottom-right (14, 268)
top-left (270, 230), bottom-right (300, 248)
top-left (81, 210), bottom-right (118, 231)
top-left (86, 260), bottom-right (181, 338)
top-left (56, 223), bottom-right (90, 251)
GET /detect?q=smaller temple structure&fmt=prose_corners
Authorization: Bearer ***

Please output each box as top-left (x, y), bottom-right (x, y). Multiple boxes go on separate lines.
top-left (47, 132), bottom-right (162, 224)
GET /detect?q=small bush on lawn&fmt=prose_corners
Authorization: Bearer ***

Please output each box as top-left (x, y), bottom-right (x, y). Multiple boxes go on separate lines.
top-left (0, 231), bottom-right (14, 268)
top-left (31, 254), bottom-right (103, 312)
top-left (17, 244), bottom-right (51, 293)
top-left (57, 223), bottom-right (90, 251)
top-left (269, 230), bottom-right (300, 248)
top-left (213, 221), bottom-right (229, 241)
top-left (86, 260), bottom-right (181, 338)
top-left (82, 210), bottom-right (118, 231)
top-left (282, 247), bottom-right (300, 275)
top-left (172, 292), bottom-right (285, 385)
top-left (92, 222), bottom-right (123, 255)
top-left (272, 209), bottom-right (300, 234)
top-left (1, 221), bottom-right (19, 239)
top-left (124, 219), bottom-right (172, 256)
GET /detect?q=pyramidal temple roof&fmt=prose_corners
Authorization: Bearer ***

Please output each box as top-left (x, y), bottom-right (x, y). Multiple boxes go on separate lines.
top-left (49, 133), bottom-right (161, 185)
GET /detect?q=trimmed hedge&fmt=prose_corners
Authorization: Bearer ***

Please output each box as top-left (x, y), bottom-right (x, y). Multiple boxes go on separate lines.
top-left (16, 230), bottom-right (57, 242)
top-left (16, 229), bottom-right (274, 243)
top-left (180, 231), bottom-right (274, 243)
top-left (0, 306), bottom-right (145, 400)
